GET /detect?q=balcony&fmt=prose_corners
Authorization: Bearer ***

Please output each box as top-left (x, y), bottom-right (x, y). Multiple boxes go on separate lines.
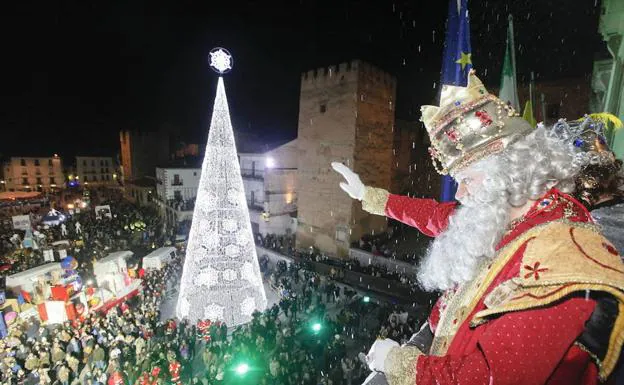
top-left (171, 180), bottom-right (184, 186)
top-left (241, 169), bottom-right (264, 180)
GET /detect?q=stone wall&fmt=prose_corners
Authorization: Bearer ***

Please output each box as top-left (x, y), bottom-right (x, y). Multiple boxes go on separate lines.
top-left (296, 60), bottom-right (396, 257)
top-left (295, 61), bottom-right (360, 256)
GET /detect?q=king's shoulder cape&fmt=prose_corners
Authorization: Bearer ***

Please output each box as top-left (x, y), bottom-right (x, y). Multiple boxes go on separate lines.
top-left (472, 220), bottom-right (624, 378)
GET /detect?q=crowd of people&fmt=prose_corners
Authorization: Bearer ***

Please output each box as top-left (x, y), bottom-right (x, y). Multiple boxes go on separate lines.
top-left (0, 185), bottom-right (426, 385)
top-left (0, 188), bottom-right (164, 278)
top-left (0, 256), bottom-right (185, 385)
top-left (256, 234), bottom-right (417, 288)
top-left (165, 198), bottom-right (195, 212)
top-left (1, 250), bottom-right (417, 385)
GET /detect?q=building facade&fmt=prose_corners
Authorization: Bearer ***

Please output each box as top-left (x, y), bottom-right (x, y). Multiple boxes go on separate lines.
top-left (295, 60), bottom-right (396, 256)
top-left (155, 167), bottom-right (201, 202)
top-left (592, 0), bottom-right (624, 158)
top-left (4, 156), bottom-right (64, 192)
top-left (75, 156), bottom-right (116, 185)
top-left (240, 139), bottom-right (298, 237)
top-left (125, 178), bottom-right (156, 206)
top-left (119, 130), bottom-right (170, 181)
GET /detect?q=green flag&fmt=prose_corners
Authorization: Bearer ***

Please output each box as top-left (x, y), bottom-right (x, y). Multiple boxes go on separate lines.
top-left (522, 100), bottom-right (537, 127)
top-left (499, 15), bottom-right (520, 110)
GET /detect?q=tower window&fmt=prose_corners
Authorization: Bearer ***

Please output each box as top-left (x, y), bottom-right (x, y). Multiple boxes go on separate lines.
top-left (320, 104), bottom-right (327, 113)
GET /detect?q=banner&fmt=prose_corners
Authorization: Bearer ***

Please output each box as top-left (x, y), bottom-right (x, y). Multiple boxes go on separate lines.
top-left (95, 205), bottom-right (112, 219)
top-left (12, 215), bottom-right (31, 230)
top-left (43, 249), bottom-right (55, 262)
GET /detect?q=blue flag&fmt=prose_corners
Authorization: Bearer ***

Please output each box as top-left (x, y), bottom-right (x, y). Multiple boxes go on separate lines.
top-left (439, 0), bottom-right (472, 202)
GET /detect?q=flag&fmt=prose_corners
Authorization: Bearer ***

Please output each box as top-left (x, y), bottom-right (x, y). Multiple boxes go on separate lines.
top-left (522, 100), bottom-right (537, 127)
top-left (499, 15), bottom-right (520, 111)
top-left (439, 0), bottom-right (472, 202)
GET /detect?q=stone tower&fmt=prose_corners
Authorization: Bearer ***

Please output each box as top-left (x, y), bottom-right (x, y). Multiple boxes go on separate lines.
top-left (296, 60), bottom-right (396, 256)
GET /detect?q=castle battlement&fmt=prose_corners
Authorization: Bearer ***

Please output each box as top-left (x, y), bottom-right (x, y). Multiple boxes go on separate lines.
top-left (300, 60), bottom-right (396, 89)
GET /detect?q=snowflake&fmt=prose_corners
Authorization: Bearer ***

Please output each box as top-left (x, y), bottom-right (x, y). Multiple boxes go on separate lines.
top-left (222, 269), bottom-right (238, 281)
top-left (227, 188), bottom-right (241, 205)
top-left (236, 234), bottom-right (249, 246)
top-left (241, 262), bottom-right (259, 285)
top-left (194, 267), bottom-right (219, 287)
top-left (240, 297), bottom-right (256, 316)
top-left (209, 48), bottom-right (233, 74)
top-left (225, 244), bottom-right (239, 257)
top-left (204, 304), bottom-right (225, 321)
top-left (223, 219), bottom-right (238, 233)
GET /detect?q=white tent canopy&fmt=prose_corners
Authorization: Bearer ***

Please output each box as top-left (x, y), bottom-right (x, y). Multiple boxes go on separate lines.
top-left (142, 247), bottom-right (176, 270)
top-left (93, 251), bottom-right (134, 295)
top-left (93, 251), bottom-right (133, 276)
top-left (6, 263), bottom-right (63, 292)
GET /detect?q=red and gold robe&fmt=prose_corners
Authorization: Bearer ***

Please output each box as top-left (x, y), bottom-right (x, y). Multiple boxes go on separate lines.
top-left (362, 187), bottom-right (624, 385)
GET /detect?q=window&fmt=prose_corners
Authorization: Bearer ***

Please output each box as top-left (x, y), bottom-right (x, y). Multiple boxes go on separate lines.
top-left (20, 159), bottom-right (26, 166)
top-left (100, 160), bottom-right (104, 166)
top-left (335, 226), bottom-right (349, 243)
top-left (36, 177), bottom-right (42, 185)
top-left (83, 160), bottom-right (87, 166)
top-left (48, 159), bottom-right (53, 166)
top-left (173, 174), bottom-right (182, 185)
top-left (193, 172), bottom-right (197, 176)
top-left (84, 176), bottom-right (89, 182)
top-left (320, 103), bottom-right (327, 113)
top-left (22, 178), bottom-right (28, 185)
top-left (101, 168), bottom-right (105, 174)
top-left (21, 168), bottom-right (27, 175)
top-left (34, 159), bottom-right (40, 166)
top-left (91, 160), bottom-right (95, 167)
top-left (93, 175), bottom-right (98, 181)
top-left (105, 160), bottom-right (109, 166)
top-left (250, 191), bottom-right (255, 205)
top-left (35, 169), bottom-right (41, 175)
top-left (49, 177), bottom-right (55, 184)
top-left (174, 190), bottom-right (182, 200)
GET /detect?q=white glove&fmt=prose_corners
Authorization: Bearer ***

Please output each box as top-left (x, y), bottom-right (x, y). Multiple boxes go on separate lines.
top-left (366, 338), bottom-right (399, 373)
top-left (331, 162), bottom-right (366, 200)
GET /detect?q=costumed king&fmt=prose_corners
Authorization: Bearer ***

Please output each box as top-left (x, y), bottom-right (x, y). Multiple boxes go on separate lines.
top-left (333, 70), bottom-right (624, 385)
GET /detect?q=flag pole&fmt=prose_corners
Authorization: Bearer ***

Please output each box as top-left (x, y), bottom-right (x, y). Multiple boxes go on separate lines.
top-left (540, 93), bottom-right (547, 123)
top-left (529, 71), bottom-right (534, 112)
top-left (508, 14), bottom-right (518, 110)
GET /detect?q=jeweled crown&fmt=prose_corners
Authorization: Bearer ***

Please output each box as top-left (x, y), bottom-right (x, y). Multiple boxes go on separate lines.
top-left (421, 70), bottom-right (534, 175)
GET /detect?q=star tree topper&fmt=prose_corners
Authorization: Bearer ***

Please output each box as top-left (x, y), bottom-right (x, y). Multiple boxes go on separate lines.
top-left (209, 47), bottom-right (233, 74)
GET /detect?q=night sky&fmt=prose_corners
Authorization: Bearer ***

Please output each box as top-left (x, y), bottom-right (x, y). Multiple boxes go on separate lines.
top-left (0, 0), bottom-right (605, 162)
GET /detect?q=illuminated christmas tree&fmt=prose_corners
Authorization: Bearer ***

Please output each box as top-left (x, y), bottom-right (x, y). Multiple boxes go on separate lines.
top-left (176, 48), bottom-right (267, 326)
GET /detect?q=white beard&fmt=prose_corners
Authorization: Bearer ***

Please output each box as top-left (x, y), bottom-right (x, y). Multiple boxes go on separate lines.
top-left (417, 186), bottom-right (511, 292)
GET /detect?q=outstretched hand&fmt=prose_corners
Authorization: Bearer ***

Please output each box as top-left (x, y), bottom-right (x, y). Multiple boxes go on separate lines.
top-left (331, 162), bottom-right (366, 200)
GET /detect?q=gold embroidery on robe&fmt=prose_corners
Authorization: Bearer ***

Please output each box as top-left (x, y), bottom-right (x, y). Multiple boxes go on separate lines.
top-left (430, 220), bottom-right (624, 379)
